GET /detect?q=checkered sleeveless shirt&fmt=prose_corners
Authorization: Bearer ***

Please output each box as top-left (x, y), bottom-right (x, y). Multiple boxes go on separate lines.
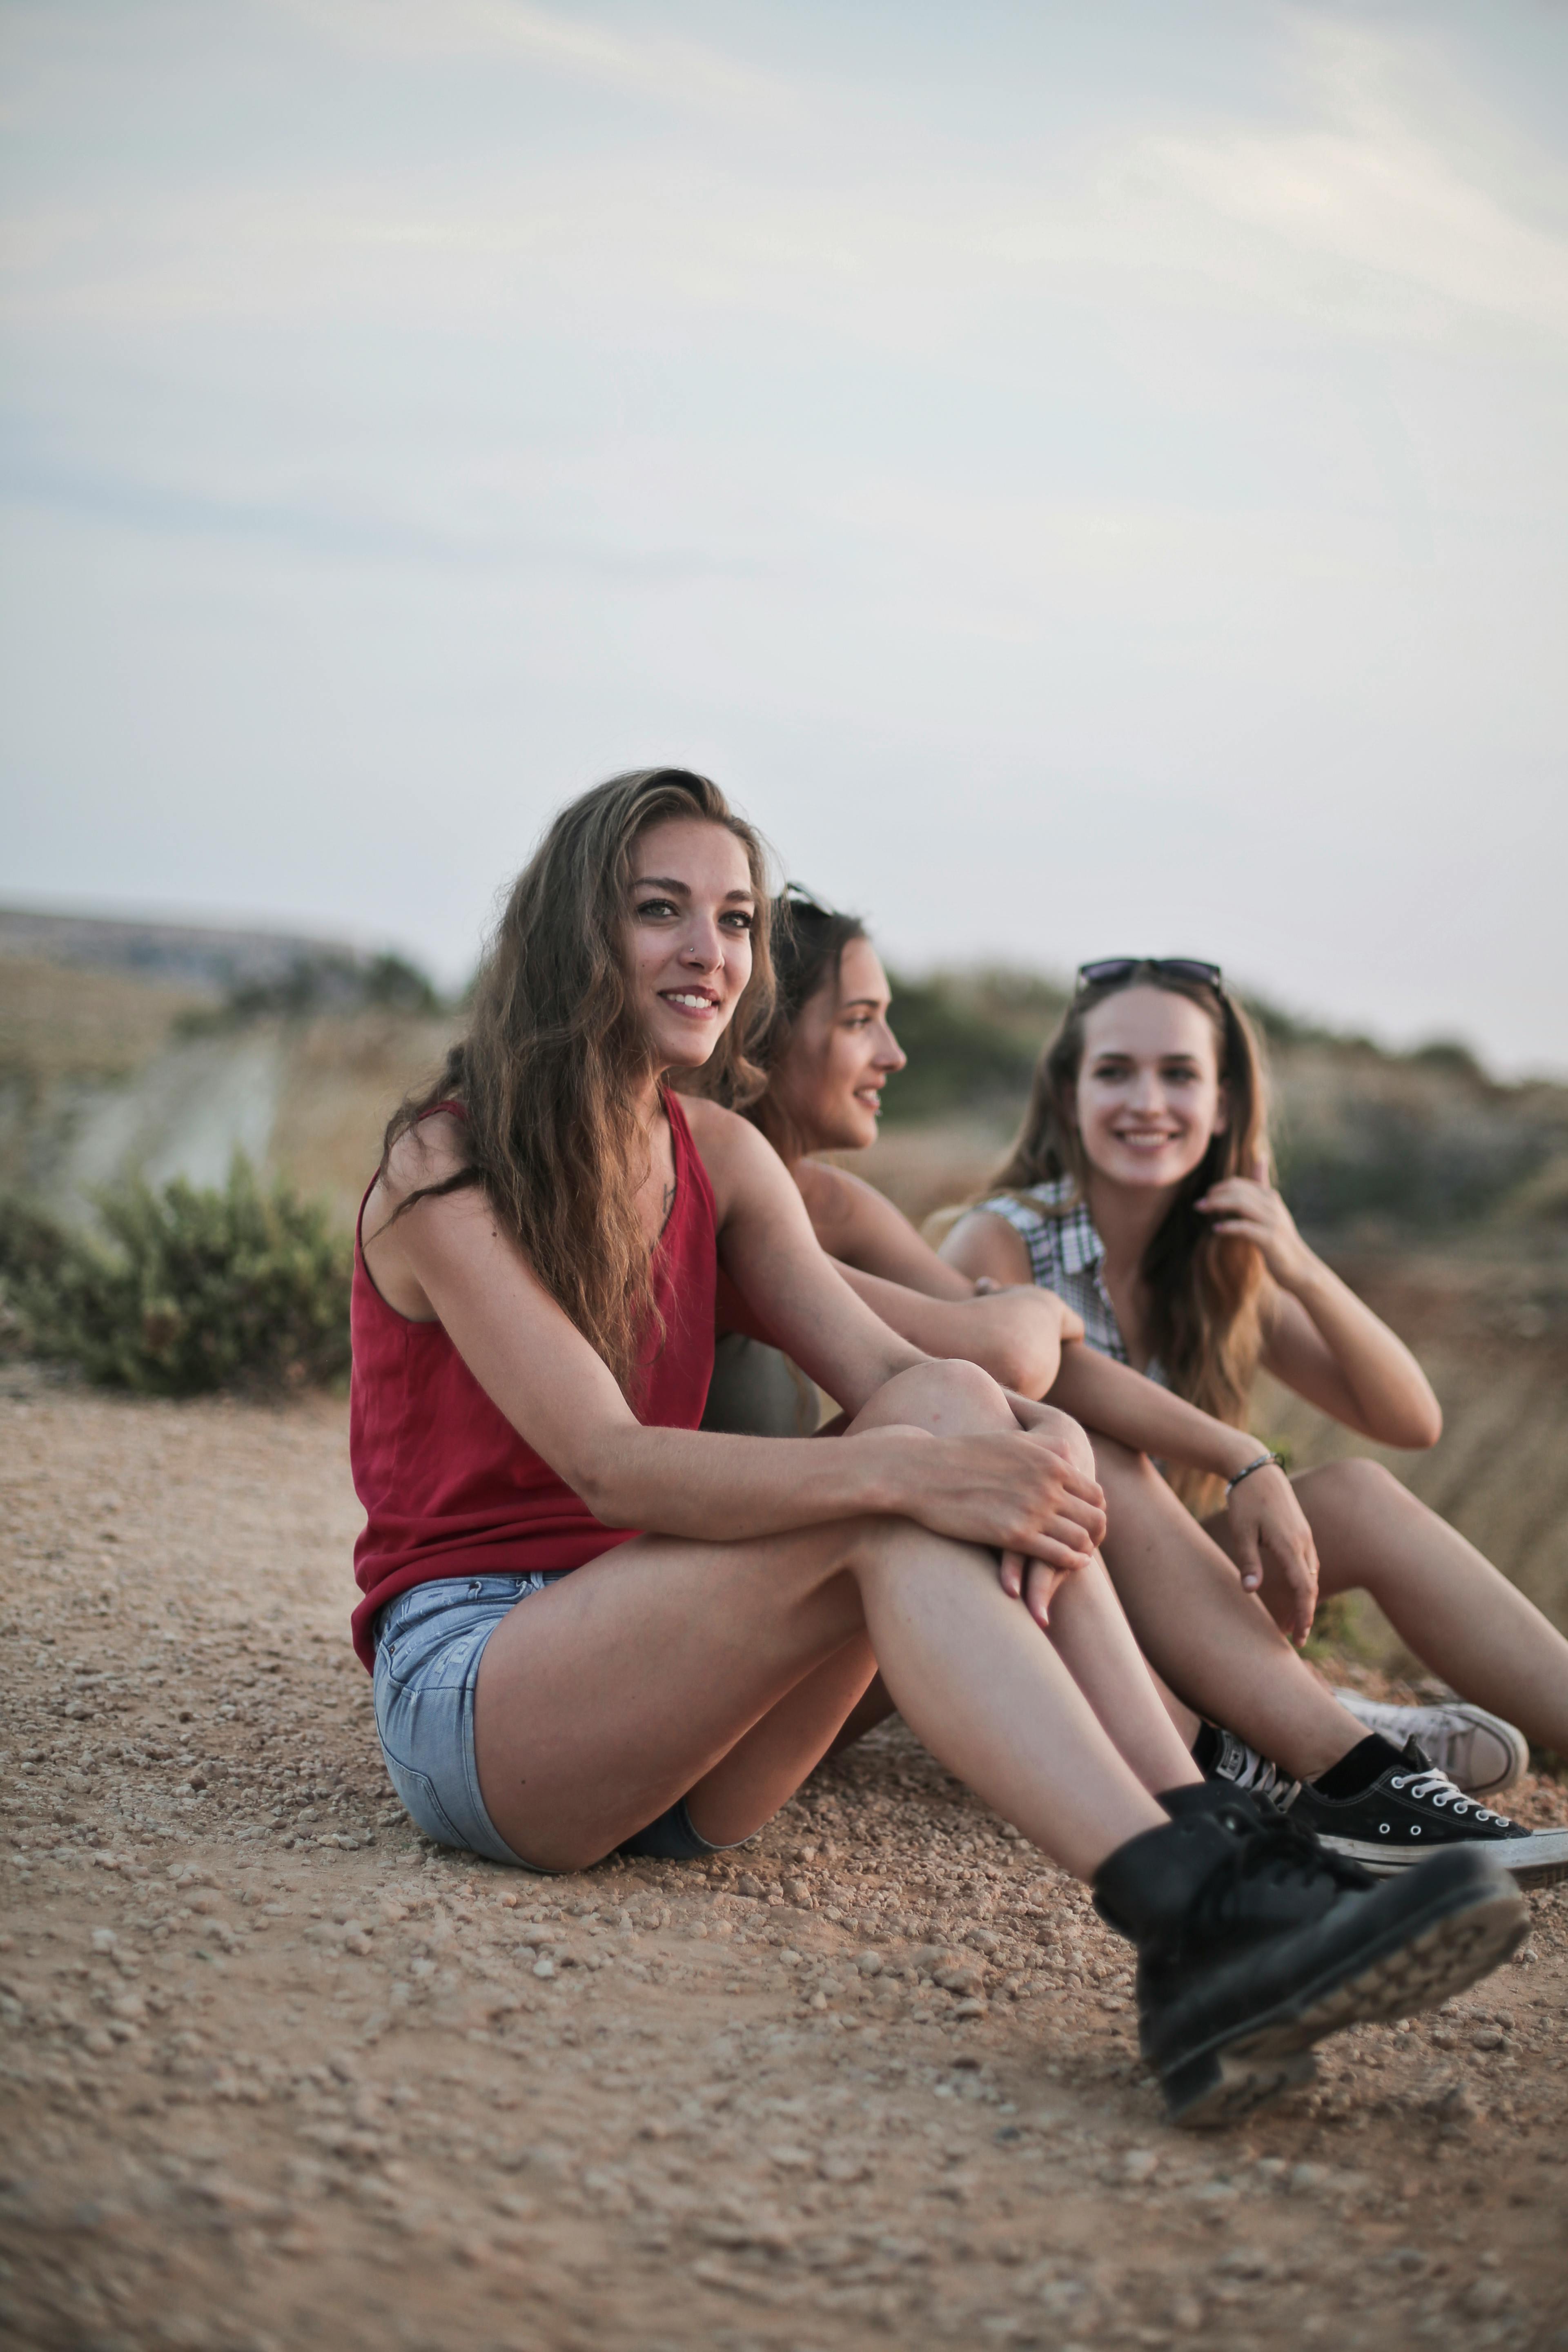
top-left (972, 1179), bottom-right (1169, 1390)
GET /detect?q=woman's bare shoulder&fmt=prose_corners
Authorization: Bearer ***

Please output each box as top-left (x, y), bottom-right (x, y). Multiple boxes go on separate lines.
top-left (792, 1155), bottom-right (858, 1228)
top-left (677, 1093), bottom-right (757, 1155)
top-left (795, 1160), bottom-right (900, 1240)
top-left (940, 1207), bottom-right (1033, 1282)
top-left (380, 1111), bottom-right (469, 1205)
top-left (677, 1096), bottom-right (783, 1213)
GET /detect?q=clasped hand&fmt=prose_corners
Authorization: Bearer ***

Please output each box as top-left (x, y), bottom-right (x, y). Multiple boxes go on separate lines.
top-left (906, 1397), bottom-right (1106, 1633)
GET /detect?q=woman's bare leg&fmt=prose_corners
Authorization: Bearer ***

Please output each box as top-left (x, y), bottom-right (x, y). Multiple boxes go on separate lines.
top-left (1032, 1552), bottom-right (1203, 1793)
top-left (1145, 1663), bottom-right (1203, 1750)
top-left (1266, 1459), bottom-right (1568, 1757)
top-left (825, 1396), bottom-right (1204, 1784)
top-left (992, 1400), bottom-right (1202, 1793)
top-left (1091, 1438), bottom-right (1366, 1781)
top-left (684, 1634), bottom-right (878, 1845)
top-left (833, 1616), bottom-right (1236, 1762)
top-left (826, 1673), bottom-right (898, 1755)
top-left (472, 1361), bottom-right (1178, 1876)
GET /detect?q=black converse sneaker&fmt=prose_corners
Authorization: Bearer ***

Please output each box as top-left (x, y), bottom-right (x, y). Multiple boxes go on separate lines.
top-left (1285, 1734), bottom-right (1568, 1888)
top-left (1094, 1783), bottom-right (1528, 2127)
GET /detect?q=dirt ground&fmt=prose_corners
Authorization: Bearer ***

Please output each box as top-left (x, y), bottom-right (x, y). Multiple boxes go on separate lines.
top-left (2, 1370), bottom-right (1567, 2352)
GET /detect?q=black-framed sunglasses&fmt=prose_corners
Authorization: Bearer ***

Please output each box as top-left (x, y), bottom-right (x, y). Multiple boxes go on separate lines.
top-left (1074, 957), bottom-right (1224, 994)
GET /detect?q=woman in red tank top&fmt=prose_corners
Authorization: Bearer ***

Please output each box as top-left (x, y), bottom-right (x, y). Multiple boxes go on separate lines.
top-left (350, 767), bottom-right (1523, 2125)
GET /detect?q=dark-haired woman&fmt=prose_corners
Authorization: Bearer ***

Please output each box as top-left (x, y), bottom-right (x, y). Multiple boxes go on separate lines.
top-left (718, 901), bottom-right (1567, 1885)
top-left (349, 773), bottom-right (1524, 2123)
top-left (943, 959), bottom-right (1568, 1871)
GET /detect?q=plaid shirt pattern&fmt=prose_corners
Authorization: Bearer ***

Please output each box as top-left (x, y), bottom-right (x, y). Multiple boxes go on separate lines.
top-left (973, 1179), bottom-right (1169, 1390)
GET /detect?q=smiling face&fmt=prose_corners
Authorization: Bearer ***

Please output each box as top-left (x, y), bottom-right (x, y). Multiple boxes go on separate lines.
top-left (1071, 984), bottom-right (1229, 1194)
top-left (768, 935), bottom-right (907, 1154)
top-left (624, 815), bottom-right (758, 1076)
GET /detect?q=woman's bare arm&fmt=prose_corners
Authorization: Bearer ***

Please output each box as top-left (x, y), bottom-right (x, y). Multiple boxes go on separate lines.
top-left (830, 1262), bottom-right (1077, 1399)
top-left (1257, 1286), bottom-right (1441, 1447)
top-left (774, 1155), bottom-right (1076, 1395)
top-left (1046, 1344), bottom-right (1271, 1483)
top-left (1199, 1169), bottom-right (1442, 1448)
top-left (940, 1207), bottom-right (1037, 1288)
top-left (794, 1160), bottom-right (976, 1298)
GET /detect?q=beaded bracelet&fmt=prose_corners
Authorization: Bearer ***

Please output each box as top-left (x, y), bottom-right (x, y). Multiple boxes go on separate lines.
top-left (1224, 1450), bottom-right (1284, 1499)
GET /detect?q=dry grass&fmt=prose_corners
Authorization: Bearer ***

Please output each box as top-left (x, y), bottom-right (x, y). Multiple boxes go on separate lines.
top-left (266, 1011), bottom-right (458, 1229)
top-left (0, 954), bottom-right (204, 1084)
top-left (855, 1117), bottom-right (1011, 1228)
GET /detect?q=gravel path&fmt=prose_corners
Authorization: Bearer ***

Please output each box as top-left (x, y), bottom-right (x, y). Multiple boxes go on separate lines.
top-left (2, 1369), bottom-right (1566, 2352)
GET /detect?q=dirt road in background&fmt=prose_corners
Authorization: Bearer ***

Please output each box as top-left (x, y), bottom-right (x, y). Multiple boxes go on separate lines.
top-left (2, 1370), bottom-right (1566, 2352)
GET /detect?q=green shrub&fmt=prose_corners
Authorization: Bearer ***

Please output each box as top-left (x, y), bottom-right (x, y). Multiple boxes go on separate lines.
top-left (0, 1158), bottom-right (351, 1394)
top-left (0, 1194), bottom-right (76, 1358)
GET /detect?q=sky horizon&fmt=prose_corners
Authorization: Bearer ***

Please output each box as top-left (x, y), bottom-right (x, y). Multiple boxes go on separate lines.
top-left (3, 2), bottom-right (1566, 1074)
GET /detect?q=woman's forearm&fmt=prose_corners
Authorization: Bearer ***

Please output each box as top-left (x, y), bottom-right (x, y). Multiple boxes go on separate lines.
top-left (1194, 1171), bottom-right (1441, 1448)
top-left (831, 1264), bottom-right (1062, 1397)
top-left (577, 1421), bottom-right (912, 1539)
top-left (1046, 1344), bottom-right (1262, 1479)
top-left (1271, 1258), bottom-right (1442, 1446)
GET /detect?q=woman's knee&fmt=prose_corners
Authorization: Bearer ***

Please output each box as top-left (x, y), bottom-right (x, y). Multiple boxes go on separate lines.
top-left (856, 1356), bottom-right (1011, 1437)
top-left (1029, 1403), bottom-right (1097, 1481)
top-left (1091, 1431), bottom-right (1160, 1494)
top-left (1296, 1456), bottom-right (1405, 1522)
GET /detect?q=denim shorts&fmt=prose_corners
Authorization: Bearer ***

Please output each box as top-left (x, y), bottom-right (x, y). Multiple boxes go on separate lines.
top-left (372, 1572), bottom-right (745, 1870)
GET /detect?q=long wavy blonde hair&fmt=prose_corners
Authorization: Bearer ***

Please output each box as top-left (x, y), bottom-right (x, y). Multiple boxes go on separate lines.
top-left (989, 965), bottom-right (1271, 1510)
top-left (384, 768), bottom-right (774, 1399)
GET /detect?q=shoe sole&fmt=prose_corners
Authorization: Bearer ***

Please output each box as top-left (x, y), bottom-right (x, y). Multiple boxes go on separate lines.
top-left (1314, 1830), bottom-right (1568, 1890)
top-left (1162, 1872), bottom-right (1528, 2128)
top-left (1331, 1690), bottom-right (1529, 1801)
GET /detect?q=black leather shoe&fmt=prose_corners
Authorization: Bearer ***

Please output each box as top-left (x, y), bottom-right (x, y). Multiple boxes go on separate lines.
top-left (1095, 1793), bottom-right (1527, 2126)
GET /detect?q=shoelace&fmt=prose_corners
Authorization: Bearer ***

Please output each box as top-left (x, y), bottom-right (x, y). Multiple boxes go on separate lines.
top-left (1215, 1733), bottom-right (1299, 1805)
top-left (1389, 1764), bottom-right (1510, 1827)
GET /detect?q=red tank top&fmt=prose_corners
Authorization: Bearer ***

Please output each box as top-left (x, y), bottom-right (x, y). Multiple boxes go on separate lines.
top-left (348, 1091), bottom-right (716, 1669)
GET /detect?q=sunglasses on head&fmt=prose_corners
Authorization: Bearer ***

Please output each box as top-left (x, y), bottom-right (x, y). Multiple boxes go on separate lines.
top-left (1074, 958), bottom-right (1224, 994)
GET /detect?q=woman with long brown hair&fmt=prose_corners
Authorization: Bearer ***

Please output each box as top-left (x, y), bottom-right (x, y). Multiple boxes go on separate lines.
top-left (347, 772), bottom-right (1524, 2125)
top-left (715, 901), bottom-right (1568, 1885)
top-left (943, 958), bottom-right (1568, 1860)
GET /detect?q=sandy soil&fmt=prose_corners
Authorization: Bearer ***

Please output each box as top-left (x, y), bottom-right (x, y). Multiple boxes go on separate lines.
top-left (2, 1369), bottom-right (1567, 2352)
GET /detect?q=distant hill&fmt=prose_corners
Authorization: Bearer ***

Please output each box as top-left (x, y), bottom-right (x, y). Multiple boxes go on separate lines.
top-left (0, 906), bottom-right (361, 996)
top-left (0, 905), bottom-right (441, 1020)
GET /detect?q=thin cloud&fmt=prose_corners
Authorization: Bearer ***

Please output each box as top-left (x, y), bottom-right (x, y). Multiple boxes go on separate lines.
top-left (271, 0), bottom-right (795, 120)
top-left (1143, 19), bottom-right (1568, 339)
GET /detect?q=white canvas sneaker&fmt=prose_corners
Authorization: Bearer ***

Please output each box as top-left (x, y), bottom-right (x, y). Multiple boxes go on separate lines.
top-left (1332, 1691), bottom-right (1528, 1801)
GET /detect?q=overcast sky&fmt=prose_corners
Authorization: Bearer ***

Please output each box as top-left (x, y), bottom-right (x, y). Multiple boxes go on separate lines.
top-left (2, 0), bottom-right (1566, 1070)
